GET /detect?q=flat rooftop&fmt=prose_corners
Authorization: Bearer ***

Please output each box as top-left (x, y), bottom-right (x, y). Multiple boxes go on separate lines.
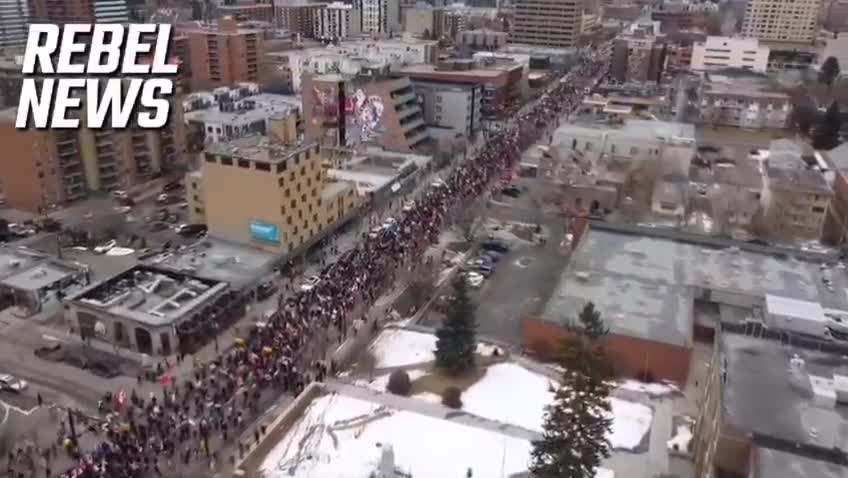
top-left (721, 331), bottom-right (848, 453)
top-left (702, 74), bottom-right (790, 101)
top-left (756, 446), bottom-right (848, 478)
top-left (554, 118), bottom-right (696, 145)
top-left (1, 261), bottom-right (79, 291)
top-left (205, 136), bottom-right (317, 164)
top-left (70, 265), bottom-right (227, 327)
top-left (541, 226), bottom-right (848, 347)
top-left (398, 63), bottom-right (512, 79)
top-left (184, 93), bottom-right (300, 126)
top-left (147, 238), bottom-right (278, 290)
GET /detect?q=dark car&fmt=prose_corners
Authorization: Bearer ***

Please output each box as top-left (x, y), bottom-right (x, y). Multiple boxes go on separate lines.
top-left (149, 222), bottom-right (169, 232)
top-left (177, 224), bottom-right (207, 237)
top-left (481, 240), bottom-right (510, 254)
top-left (481, 250), bottom-right (503, 263)
top-left (501, 186), bottom-right (522, 198)
top-left (162, 181), bottom-right (183, 192)
top-left (256, 282), bottom-right (278, 301)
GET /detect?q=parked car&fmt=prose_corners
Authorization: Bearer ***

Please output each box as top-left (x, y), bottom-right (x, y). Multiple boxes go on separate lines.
top-left (176, 224), bottom-right (207, 237)
top-left (111, 190), bottom-right (128, 199)
top-left (0, 374), bottom-right (27, 392)
top-left (162, 180), bottom-right (183, 192)
top-left (465, 271), bottom-right (485, 288)
top-left (257, 282), bottom-right (278, 301)
top-left (149, 222), bottom-right (169, 232)
top-left (300, 275), bottom-right (321, 292)
top-left (34, 342), bottom-right (61, 358)
top-left (94, 240), bottom-right (117, 254)
top-left (501, 186), bottom-right (522, 198)
top-left (480, 250), bottom-right (503, 263)
top-left (432, 179), bottom-right (446, 188)
top-left (402, 200), bottom-right (416, 212)
top-left (481, 240), bottom-right (510, 254)
top-left (114, 206), bottom-right (132, 214)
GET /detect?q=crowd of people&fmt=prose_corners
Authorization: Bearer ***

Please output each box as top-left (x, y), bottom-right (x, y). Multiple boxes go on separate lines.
top-left (56, 47), bottom-right (610, 478)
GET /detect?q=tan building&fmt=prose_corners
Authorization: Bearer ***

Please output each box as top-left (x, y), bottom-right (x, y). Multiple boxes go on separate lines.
top-left (276, 1), bottom-right (326, 37)
top-left (742, 0), bottom-right (823, 44)
top-left (217, 2), bottom-right (274, 22)
top-left (0, 95), bottom-right (185, 212)
top-left (302, 73), bottom-right (429, 152)
top-left (762, 139), bottom-right (832, 241)
top-left (178, 17), bottom-right (264, 91)
top-left (509, 0), bottom-right (584, 48)
top-left (193, 136), bottom-right (362, 255)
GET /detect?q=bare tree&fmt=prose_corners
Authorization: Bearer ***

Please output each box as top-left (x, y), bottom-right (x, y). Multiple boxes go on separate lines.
top-left (411, 259), bottom-right (440, 307)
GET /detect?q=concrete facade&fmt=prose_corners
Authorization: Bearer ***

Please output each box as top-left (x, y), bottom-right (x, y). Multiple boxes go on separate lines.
top-left (690, 36), bottom-right (769, 72)
top-left (413, 81), bottom-right (482, 138)
top-left (179, 18), bottom-right (264, 90)
top-left (742, 0), bottom-right (822, 44)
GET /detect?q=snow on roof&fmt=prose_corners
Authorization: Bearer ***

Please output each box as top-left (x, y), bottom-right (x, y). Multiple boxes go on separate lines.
top-left (765, 294), bottom-right (826, 323)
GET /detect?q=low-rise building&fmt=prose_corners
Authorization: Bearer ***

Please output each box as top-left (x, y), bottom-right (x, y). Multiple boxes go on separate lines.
top-left (611, 33), bottom-right (667, 83)
top-left (552, 117), bottom-right (696, 160)
top-left (183, 86), bottom-right (301, 146)
top-left (399, 59), bottom-right (523, 119)
top-left (302, 73), bottom-right (429, 152)
top-left (690, 36), bottom-right (769, 73)
top-left (457, 29), bottom-right (508, 50)
top-left (324, 145), bottom-right (433, 203)
top-left (66, 265), bottom-right (229, 356)
top-left (196, 136), bottom-right (363, 255)
top-left (697, 73), bottom-right (791, 130)
top-left (762, 139), bottom-right (833, 241)
top-left (0, 245), bottom-right (89, 315)
top-left (413, 81), bottom-right (482, 138)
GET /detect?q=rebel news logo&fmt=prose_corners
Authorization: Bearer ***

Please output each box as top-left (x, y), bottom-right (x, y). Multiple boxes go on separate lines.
top-left (15, 24), bottom-right (177, 130)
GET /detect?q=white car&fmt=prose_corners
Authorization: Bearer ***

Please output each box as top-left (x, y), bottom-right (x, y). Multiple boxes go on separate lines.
top-left (402, 200), bottom-right (415, 212)
top-left (300, 275), bottom-right (321, 292)
top-left (0, 374), bottom-right (27, 392)
top-left (466, 271), bottom-right (484, 288)
top-left (382, 217), bottom-right (397, 229)
top-left (94, 240), bottom-right (117, 254)
top-left (431, 179), bottom-right (446, 188)
top-left (111, 190), bottom-right (128, 199)
top-left (114, 206), bottom-right (131, 214)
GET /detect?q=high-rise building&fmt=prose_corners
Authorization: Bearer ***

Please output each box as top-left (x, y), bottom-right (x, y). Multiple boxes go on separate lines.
top-left (0, 0), bottom-right (29, 50)
top-left (314, 2), bottom-right (361, 40)
top-left (276, 1), bottom-right (325, 37)
top-left (178, 17), bottom-right (263, 90)
top-left (742, 0), bottom-right (822, 44)
top-left (509, 0), bottom-right (583, 48)
top-left (353, 0), bottom-right (399, 34)
top-left (93, 0), bottom-right (129, 22)
top-left (28, 0), bottom-right (94, 23)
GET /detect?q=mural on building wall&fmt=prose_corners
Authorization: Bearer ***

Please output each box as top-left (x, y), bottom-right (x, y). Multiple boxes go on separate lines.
top-left (344, 88), bottom-right (385, 146)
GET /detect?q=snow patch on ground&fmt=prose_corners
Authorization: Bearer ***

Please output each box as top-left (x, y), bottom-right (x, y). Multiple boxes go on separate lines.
top-left (259, 393), bottom-right (535, 478)
top-left (370, 330), bottom-right (436, 368)
top-left (617, 379), bottom-right (679, 397)
top-left (608, 398), bottom-right (653, 450)
top-left (463, 363), bottom-right (555, 433)
top-left (369, 329), bottom-right (502, 368)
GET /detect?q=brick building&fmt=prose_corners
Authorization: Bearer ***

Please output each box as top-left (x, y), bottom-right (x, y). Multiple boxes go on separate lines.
top-left (178, 17), bottom-right (264, 90)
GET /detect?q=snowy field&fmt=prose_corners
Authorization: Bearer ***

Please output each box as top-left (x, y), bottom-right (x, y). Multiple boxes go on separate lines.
top-left (259, 393), bottom-right (534, 478)
top-left (369, 329), bottom-right (498, 368)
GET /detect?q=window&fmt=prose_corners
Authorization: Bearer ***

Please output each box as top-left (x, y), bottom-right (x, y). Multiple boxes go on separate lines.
top-left (220, 157), bottom-right (233, 166)
top-left (287, 216), bottom-right (292, 225)
top-left (630, 146), bottom-right (638, 155)
top-left (813, 206), bottom-right (825, 213)
top-left (256, 162), bottom-right (270, 172)
top-left (279, 177), bottom-right (285, 187)
top-left (193, 195), bottom-right (199, 201)
top-left (204, 154), bottom-right (216, 163)
top-left (276, 161), bottom-right (287, 173)
top-left (238, 159), bottom-right (250, 168)
top-left (436, 106), bottom-right (442, 112)
top-left (281, 205), bottom-right (286, 215)
top-left (195, 207), bottom-right (203, 214)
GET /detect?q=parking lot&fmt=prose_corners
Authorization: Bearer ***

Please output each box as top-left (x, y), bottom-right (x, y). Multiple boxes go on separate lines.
top-left (420, 172), bottom-right (570, 346)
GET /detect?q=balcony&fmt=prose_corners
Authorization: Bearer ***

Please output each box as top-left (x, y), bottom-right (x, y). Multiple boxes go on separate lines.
top-left (401, 117), bottom-right (425, 131)
top-left (396, 106), bottom-right (419, 120)
top-left (393, 93), bottom-right (416, 106)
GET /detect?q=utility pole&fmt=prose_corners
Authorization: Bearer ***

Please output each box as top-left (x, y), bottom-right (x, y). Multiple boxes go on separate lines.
top-left (66, 409), bottom-right (78, 449)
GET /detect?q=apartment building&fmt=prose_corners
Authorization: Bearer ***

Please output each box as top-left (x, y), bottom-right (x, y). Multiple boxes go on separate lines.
top-left (0, 100), bottom-right (184, 212)
top-left (698, 73), bottom-right (791, 130)
top-left (353, 0), bottom-right (400, 34)
top-left (663, 31), bottom-right (707, 75)
top-left (314, 2), bottom-right (361, 40)
top-left (179, 17), bottom-right (264, 91)
top-left (742, 0), bottom-right (822, 44)
top-left (93, 0), bottom-right (129, 22)
top-left (0, 0), bottom-right (29, 50)
top-left (302, 73), bottom-right (429, 152)
top-left (762, 139), bottom-right (832, 240)
top-left (196, 137), bottom-right (362, 254)
top-left (611, 33), bottom-right (667, 83)
top-left (509, 0), bottom-right (583, 48)
top-left (218, 2), bottom-right (274, 23)
top-left (690, 36), bottom-right (769, 72)
top-left (28, 0), bottom-right (94, 23)
top-left (276, 1), bottom-right (325, 37)
top-left (399, 59), bottom-right (524, 119)
top-left (414, 82), bottom-right (482, 137)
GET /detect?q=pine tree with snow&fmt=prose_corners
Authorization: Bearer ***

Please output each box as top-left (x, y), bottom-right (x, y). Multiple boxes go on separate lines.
top-left (434, 274), bottom-right (478, 375)
top-left (531, 302), bottom-right (614, 478)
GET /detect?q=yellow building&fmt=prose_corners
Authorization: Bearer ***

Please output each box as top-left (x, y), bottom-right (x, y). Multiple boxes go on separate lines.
top-left (189, 136), bottom-right (362, 254)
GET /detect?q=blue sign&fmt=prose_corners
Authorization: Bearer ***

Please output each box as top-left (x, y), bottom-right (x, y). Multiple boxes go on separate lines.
top-left (249, 221), bottom-right (281, 244)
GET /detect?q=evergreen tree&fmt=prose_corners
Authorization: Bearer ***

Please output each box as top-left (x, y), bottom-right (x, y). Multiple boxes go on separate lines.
top-left (813, 101), bottom-right (842, 150)
top-left (531, 303), bottom-right (613, 478)
top-left (434, 274), bottom-right (478, 375)
top-left (820, 56), bottom-right (841, 87)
